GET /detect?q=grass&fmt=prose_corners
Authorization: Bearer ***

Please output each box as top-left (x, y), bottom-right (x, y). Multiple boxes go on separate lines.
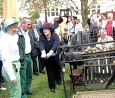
top-left (0, 64), bottom-right (86, 98)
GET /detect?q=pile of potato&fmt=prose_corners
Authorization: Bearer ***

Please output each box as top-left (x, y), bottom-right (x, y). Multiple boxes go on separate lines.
top-left (84, 44), bottom-right (115, 54)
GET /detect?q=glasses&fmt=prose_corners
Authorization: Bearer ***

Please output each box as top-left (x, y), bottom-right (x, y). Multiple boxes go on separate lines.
top-left (27, 24), bottom-right (31, 26)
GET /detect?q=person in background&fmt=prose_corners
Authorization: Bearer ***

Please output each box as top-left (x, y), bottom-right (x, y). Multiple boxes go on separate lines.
top-left (17, 17), bottom-right (33, 98)
top-left (59, 17), bottom-right (67, 37)
top-left (105, 13), bottom-right (115, 38)
top-left (0, 27), bottom-right (6, 91)
top-left (96, 28), bottom-right (114, 50)
top-left (0, 18), bottom-right (21, 98)
top-left (31, 19), bottom-right (40, 76)
top-left (0, 59), bottom-right (6, 91)
top-left (37, 19), bottom-right (42, 28)
top-left (67, 16), bottom-right (75, 38)
top-left (54, 17), bottom-right (66, 72)
top-left (54, 16), bottom-right (63, 40)
top-left (88, 13), bottom-right (101, 43)
top-left (75, 19), bottom-right (83, 45)
top-left (31, 19), bottom-right (45, 75)
top-left (39, 22), bottom-right (62, 92)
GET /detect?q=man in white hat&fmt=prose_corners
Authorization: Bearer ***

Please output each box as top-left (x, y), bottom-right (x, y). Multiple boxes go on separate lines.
top-left (0, 18), bottom-right (21, 98)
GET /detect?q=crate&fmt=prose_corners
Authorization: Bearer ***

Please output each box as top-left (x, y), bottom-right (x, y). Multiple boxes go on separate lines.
top-left (73, 90), bottom-right (115, 98)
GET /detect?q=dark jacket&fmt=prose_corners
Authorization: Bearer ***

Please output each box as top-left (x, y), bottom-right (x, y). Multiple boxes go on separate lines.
top-left (39, 32), bottom-right (59, 53)
top-left (29, 28), bottom-right (40, 58)
top-left (17, 27), bottom-right (35, 60)
top-left (17, 27), bottom-right (25, 61)
top-left (39, 32), bottom-right (60, 66)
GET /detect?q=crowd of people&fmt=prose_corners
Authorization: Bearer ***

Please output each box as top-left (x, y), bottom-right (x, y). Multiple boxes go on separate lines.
top-left (0, 12), bottom-right (115, 97)
top-left (0, 17), bottom-right (62, 98)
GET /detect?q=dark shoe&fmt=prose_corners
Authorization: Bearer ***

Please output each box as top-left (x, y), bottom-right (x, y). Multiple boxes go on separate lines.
top-left (26, 90), bottom-right (34, 95)
top-left (50, 88), bottom-right (55, 92)
top-left (33, 72), bottom-right (39, 76)
top-left (40, 70), bottom-right (45, 74)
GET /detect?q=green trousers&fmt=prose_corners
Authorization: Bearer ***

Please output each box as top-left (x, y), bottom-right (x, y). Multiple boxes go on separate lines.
top-left (2, 61), bottom-right (21, 98)
top-left (20, 54), bottom-right (32, 98)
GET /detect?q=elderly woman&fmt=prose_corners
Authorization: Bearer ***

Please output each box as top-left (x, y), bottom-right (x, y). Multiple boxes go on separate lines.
top-left (39, 23), bottom-right (62, 92)
top-left (96, 28), bottom-right (114, 50)
top-left (0, 18), bottom-right (21, 98)
top-left (105, 13), bottom-right (115, 37)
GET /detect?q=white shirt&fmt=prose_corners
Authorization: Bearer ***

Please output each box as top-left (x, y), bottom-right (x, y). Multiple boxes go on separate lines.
top-left (33, 28), bottom-right (39, 41)
top-left (75, 23), bottom-right (82, 34)
top-left (96, 35), bottom-right (114, 49)
top-left (0, 33), bottom-right (20, 81)
top-left (55, 26), bottom-right (61, 41)
top-left (67, 22), bottom-right (75, 33)
top-left (21, 29), bottom-right (31, 54)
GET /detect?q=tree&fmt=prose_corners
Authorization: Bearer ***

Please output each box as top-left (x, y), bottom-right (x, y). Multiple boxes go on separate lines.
top-left (29, 10), bottom-right (39, 19)
top-left (81, 0), bottom-right (89, 28)
top-left (0, 0), bottom-right (3, 16)
top-left (18, 0), bottom-right (66, 21)
top-left (69, 0), bottom-right (97, 28)
top-left (18, 0), bottom-right (97, 25)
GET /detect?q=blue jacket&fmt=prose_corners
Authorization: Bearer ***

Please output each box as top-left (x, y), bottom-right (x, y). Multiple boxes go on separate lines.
top-left (39, 32), bottom-right (59, 53)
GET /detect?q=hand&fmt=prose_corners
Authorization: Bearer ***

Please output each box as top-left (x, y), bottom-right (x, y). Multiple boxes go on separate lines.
top-left (41, 50), bottom-right (46, 58)
top-left (12, 80), bottom-right (17, 84)
top-left (46, 53), bottom-right (52, 58)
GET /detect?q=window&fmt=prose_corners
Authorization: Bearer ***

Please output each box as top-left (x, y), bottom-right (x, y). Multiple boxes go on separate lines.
top-left (51, 12), bottom-right (55, 16)
top-left (92, 9), bottom-right (96, 13)
top-left (97, 5), bottom-right (100, 8)
top-left (51, 8), bottom-right (54, 11)
top-left (97, 9), bottom-right (100, 13)
top-left (97, 5), bottom-right (100, 14)
top-left (90, 4), bottom-right (100, 14)
top-left (48, 7), bottom-right (59, 16)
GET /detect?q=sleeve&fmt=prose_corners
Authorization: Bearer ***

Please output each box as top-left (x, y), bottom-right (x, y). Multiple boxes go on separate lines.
top-left (39, 36), bottom-right (46, 51)
top-left (50, 33), bottom-right (59, 52)
top-left (1, 41), bottom-right (16, 81)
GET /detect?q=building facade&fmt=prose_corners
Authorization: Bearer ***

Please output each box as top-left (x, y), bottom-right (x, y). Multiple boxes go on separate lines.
top-left (39, 0), bottom-right (115, 23)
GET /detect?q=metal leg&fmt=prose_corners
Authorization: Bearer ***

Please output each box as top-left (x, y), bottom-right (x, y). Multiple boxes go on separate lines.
top-left (61, 71), bottom-right (68, 98)
top-left (70, 64), bottom-right (74, 91)
top-left (59, 51), bottom-right (68, 98)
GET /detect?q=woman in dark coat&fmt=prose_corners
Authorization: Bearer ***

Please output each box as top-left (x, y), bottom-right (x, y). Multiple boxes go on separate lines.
top-left (39, 22), bottom-right (62, 92)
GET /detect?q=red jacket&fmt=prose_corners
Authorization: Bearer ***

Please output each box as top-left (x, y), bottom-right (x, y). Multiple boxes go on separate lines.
top-left (105, 21), bottom-right (113, 36)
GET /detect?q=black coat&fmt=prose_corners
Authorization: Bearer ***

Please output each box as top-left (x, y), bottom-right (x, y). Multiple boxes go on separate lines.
top-left (29, 28), bottom-right (40, 58)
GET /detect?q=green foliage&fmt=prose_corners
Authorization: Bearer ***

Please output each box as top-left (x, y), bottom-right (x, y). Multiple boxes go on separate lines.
top-left (0, 0), bottom-right (3, 16)
top-left (29, 10), bottom-right (39, 19)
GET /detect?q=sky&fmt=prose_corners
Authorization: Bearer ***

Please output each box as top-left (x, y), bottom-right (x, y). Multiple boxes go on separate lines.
top-left (16, 1), bottom-right (29, 18)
